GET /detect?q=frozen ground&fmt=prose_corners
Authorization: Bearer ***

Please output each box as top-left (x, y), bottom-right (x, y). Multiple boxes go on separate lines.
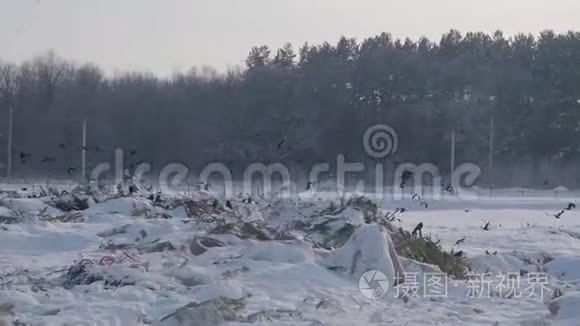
top-left (0, 184), bottom-right (579, 325)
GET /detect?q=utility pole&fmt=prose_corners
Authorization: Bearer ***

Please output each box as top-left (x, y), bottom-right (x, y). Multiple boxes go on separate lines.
top-left (6, 106), bottom-right (13, 182)
top-left (81, 120), bottom-right (87, 183)
top-left (450, 129), bottom-right (456, 192)
top-left (488, 116), bottom-right (494, 196)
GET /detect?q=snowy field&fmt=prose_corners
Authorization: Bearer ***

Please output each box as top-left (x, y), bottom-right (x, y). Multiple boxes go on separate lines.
top-left (0, 183), bottom-right (580, 325)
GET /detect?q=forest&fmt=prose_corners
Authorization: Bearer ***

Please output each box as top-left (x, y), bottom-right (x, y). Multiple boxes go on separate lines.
top-left (2, 30), bottom-right (580, 188)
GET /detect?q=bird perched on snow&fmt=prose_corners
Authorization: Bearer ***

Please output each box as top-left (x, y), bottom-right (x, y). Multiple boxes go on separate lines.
top-left (412, 222), bottom-right (424, 237)
top-left (212, 199), bottom-right (219, 209)
top-left (226, 200), bottom-right (233, 210)
top-left (420, 201), bottom-right (429, 209)
top-left (453, 250), bottom-right (464, 258)
top-left (306, 182), bottom-right (313, 191)
top-left (242, 197), bottom-right (255, 204)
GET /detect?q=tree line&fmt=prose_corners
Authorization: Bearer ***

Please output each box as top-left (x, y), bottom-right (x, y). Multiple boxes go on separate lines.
top-left (2, 30), bottom-right (580, 188)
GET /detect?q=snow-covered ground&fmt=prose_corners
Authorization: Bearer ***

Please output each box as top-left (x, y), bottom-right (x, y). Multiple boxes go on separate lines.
top-left (0, 185), bottom-right (579, 325)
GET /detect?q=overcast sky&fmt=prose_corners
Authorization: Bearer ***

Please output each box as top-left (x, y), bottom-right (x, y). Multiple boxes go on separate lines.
top-left (1, 0), bottom-right (579, 76)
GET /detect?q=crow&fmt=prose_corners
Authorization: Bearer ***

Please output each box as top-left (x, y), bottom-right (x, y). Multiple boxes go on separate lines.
top-left (226, 200), bottom-right (233, 210)
top-left (67, 167), bottom-right (76, 175)
top-left (129, 149), bottom-right (137, 156)
top-left (453, 250), bottom-right (464, 258)
top-left (411, 193), bottom-right (421, 201)
top-left (445, 184), bottom-right (454, 193)
top-left (306, 182), bottom-right (313, 191)
top-left (543, 180), bottom-right (549, 186)
top-left (464, 209), bottom-right (471, 213)
top-left (128, 184), bottom-right (138, 194)
top-left (493, 251), bottom-right (498, 255)
top-left (546, 210), bottom-right (566, 219)
top-left (485, 250), bottom-right (491, 255)
top-left (212, 199), bottom-right (219, 209)
top-left (455, 238), bottom-right (466, 245)
top-left (566, 202), bottom-right (576, 211)
top-left (277, 138), bottom-right (286, 149)
top-left (400, 171), bottom-right (413, 188)
top-left (411, 222), bottom-right (424, 237)
top-left (482, 221), bottom-right (491, 231)
top-left (399, 208), bottom-right (407, 214)
top-left (420, 201), bottom-right (429, 209)
top-left (19, 152), bottom-right (31, 160)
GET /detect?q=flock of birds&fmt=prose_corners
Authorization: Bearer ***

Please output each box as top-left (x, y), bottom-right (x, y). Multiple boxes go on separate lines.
top-left (9, 143), bottom-right (580, 262)
top-left (383, 180), bottom-right (578, 260)
top-left (11, 144), bottom-right (142, 176)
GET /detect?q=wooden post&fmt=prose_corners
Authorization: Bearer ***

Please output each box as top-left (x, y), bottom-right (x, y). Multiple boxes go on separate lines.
top-left (6, 106), bottom-right (13, 182)
top-left (81, 120), bottom-right (87, 183)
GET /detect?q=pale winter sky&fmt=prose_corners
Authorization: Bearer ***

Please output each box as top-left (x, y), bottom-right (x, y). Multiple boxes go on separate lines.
top-left (1, 0), bottom-right (579, 76)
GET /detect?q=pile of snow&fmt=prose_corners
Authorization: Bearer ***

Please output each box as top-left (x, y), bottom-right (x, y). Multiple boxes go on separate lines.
top-left (321, 224), bottom-right (404, 287)
top-left (2, 187), bottom-right (580, 325)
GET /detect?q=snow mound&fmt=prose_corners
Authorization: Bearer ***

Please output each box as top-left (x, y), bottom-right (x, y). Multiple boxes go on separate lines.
top-left (0, 206), bottom-right (19, 223)
top-left (321, 224), bottom-right (404, 287)
top-left (548, 291), bottom-right (580, 325)
top-left (88, 197), bottom-right (156, 216)
top-left (244, 240), bottom-right (315, 264)
top-left (2, 198), bottom-right (61, 217)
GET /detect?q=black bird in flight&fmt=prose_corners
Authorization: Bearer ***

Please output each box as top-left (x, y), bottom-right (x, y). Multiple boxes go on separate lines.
top-left (455, 238), bottom-right (466, 245)
top-left (545, 210), bottom-right (566, 219)
top-left (67, 167), bottom-right (76, 175)
top-left (566, 202), bottom-right (576, 211)
top-left (277, 138), bottom-right (286, 149)
top-left (482, 221), bottom-right (491, 231)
